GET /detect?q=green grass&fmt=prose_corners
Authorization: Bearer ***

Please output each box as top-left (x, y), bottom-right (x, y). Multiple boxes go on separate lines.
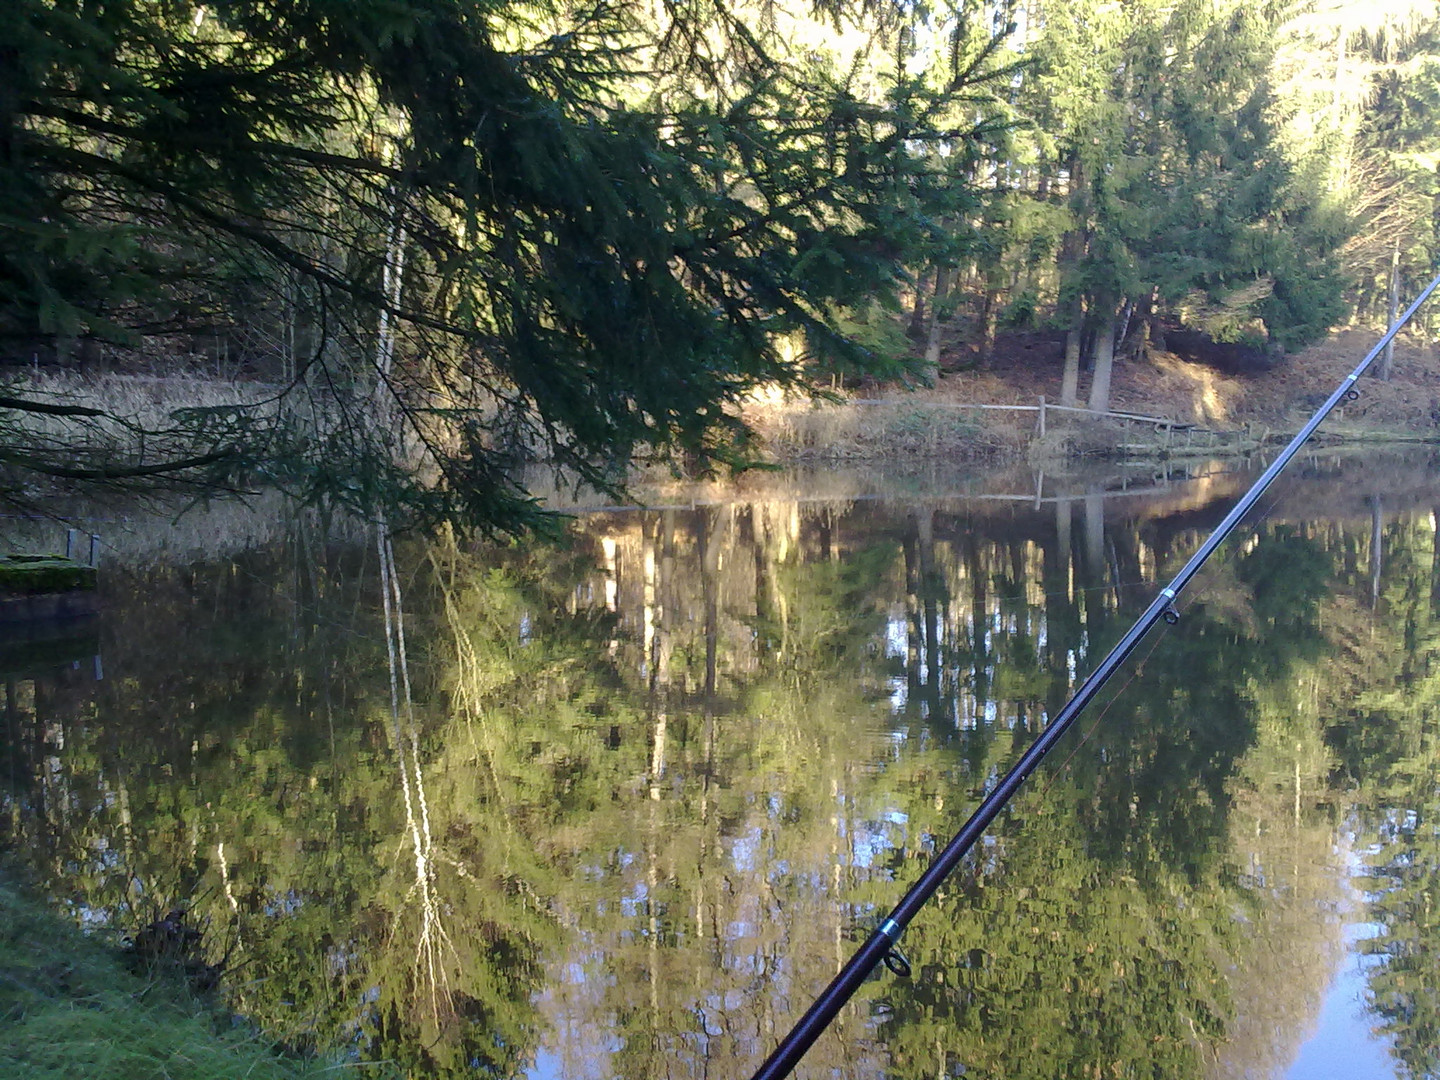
top-left (0, 874), bottom-right (348, 1080)
top-left (0, 555), bottom-right (97, 593)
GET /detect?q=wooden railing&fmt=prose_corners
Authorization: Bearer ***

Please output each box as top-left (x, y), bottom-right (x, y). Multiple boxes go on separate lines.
top-left (843, 395), bottom-right (1252, 452)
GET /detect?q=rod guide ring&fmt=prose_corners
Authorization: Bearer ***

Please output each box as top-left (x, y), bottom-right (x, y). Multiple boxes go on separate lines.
top-left (882, 947), bottom-right (912, 979)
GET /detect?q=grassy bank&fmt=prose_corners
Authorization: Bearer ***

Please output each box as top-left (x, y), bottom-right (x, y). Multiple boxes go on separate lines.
top-left (0, 872), bottom-right (346, 1080)
top-left (741, 396), bottom-right (1031, 461)
top-left (740, 392), bottom-right (1440, 467)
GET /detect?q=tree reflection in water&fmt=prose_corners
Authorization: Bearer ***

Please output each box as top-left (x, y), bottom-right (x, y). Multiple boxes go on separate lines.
top-left (2, 457), bottom-right (1439, 1078)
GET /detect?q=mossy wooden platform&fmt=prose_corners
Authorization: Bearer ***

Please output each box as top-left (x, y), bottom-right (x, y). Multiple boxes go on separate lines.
top-left (0, 554), bottom-right (98, 621)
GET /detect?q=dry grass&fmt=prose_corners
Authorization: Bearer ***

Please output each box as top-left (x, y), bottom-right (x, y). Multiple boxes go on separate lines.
top-left (10, 371), bottom-right (283, 435)
top-left (0, 372), bottom-right (320, 565)
top-left (741, 397), bottom-right (1028, 461)
top-left (0, 492), bottom-right (361, 569)
top-left (0, 371), bottom-right (290, 504)
top-left (16, 330), bottom-right (1432, 524)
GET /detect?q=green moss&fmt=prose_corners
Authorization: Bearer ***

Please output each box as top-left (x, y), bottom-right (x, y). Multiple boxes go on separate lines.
top-left (0, 555), bottom-right (97, 594)
top-left (0, 874), bottom-right (349, 1080)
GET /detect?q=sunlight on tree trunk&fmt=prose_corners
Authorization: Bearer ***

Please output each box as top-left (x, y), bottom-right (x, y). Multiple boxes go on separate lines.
top-left (1061, 296), bottom-right (1083, 408)
top-left (216, 841), bottom-right (240, 915)
top-left (1087, 304), bottom-right (1118, 414)
top-left (372, 213), bottom-right (407, 429)
top-left (643, 527), bottom-right (657, 669)
top-left (1381, 242), bottom-right (1399, 379)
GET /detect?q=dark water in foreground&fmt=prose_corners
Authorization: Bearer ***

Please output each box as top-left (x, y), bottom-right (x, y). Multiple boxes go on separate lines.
top-left (2, 454), bottom-right (1439, 1079)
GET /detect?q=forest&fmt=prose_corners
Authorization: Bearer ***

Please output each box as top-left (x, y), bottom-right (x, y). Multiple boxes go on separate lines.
top-left (5, 1), bottom-right (1440, 530)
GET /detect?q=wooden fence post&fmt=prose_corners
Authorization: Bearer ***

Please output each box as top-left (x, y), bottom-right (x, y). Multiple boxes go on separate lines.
top-left (1037, 395), bottom-right (1046, 437)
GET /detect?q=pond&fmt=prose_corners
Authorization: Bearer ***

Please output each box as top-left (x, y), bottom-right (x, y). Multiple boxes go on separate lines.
top-left (1, 452), bottom-right (1438, 1080)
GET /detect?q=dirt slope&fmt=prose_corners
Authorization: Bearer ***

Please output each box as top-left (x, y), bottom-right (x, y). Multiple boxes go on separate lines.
top-left (919, 328), bottom-right (1440, 436)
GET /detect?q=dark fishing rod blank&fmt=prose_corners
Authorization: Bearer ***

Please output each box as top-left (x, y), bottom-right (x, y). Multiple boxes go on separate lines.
top-left (749, 272), bottom-right (1440, 1080)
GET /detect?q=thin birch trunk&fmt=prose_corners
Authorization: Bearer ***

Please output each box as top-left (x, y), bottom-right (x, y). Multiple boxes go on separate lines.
top-left (1380, 242), bottom-right (1399, 380)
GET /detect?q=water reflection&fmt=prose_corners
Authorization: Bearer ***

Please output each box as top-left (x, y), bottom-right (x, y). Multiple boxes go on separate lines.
top-left (1, 455), bottom-right (1438, 1078)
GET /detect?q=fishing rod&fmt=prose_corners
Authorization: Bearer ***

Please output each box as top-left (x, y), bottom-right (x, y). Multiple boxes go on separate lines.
top-left (750, 271), bottom-right (1440, 1080)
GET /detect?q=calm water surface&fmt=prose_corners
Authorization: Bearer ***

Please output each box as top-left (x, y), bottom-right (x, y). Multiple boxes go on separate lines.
top-left (3, 454), bottom-right (1439, 1079)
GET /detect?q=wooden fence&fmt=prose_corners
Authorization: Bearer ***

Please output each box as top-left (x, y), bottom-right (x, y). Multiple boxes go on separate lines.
top-left (848, 396), bottom-right (1243, 451)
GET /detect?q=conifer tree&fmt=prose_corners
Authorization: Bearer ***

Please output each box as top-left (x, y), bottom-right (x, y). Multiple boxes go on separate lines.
top-left (1011, 0), bottom-right (1347, 411)
top-left (2, 0), bottom-right (1008, 529)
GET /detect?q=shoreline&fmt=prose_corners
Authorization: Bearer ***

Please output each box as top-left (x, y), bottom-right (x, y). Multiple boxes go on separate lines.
top-left (742, 395), bottom-right (1440, 469)
top-left (739, 324), bottom-right (1440, 466)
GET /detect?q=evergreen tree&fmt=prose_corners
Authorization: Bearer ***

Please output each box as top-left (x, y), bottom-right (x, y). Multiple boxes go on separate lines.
top-left (2, 0), bottom-right (1009, 531)
top-left (1006, 0), bottom-right (1347, 410)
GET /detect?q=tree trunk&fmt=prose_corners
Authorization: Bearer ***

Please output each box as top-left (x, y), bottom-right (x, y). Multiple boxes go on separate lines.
top-left (963, 534), bottom-right (989, 706)
top-left (373, 204), bottom-right (407, 436)
top-left (924, 266), bottom-right (952, 371)
top-left (902, 527), bottom-right (923, 703)
top-left (1045, 498), bottom-right (1075, 719)
top-left (700, 508), bottom-right (720, 698)
top-left (1087, 303), bottom-right (1118, 414)
top-left (1060, 294), bottom-right (1083, 407)
top-left (1148, 308), bottom-right (1166, 353)
top-left (1084, 489), bottom-right (1106, 583)
top-left (1429, 504), bottom-right (1440, 617)
top-left (1058, 152), bottom-right (1089, 406)
top-left (918, 509), bottom-right (941, 713)
top-left (1370, 494), bottom-right (1383, 608)
top-left (1130, 289), bottom-right (1156, 359)
top-left (908, 264), bottom-right (933, 341)
top-left (979, 283), bottom-right (1000, 359)
top-left (1380, 241), bottom-right (1399, 380)
top-left (1081, 489), bottom-right (1108, 649)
